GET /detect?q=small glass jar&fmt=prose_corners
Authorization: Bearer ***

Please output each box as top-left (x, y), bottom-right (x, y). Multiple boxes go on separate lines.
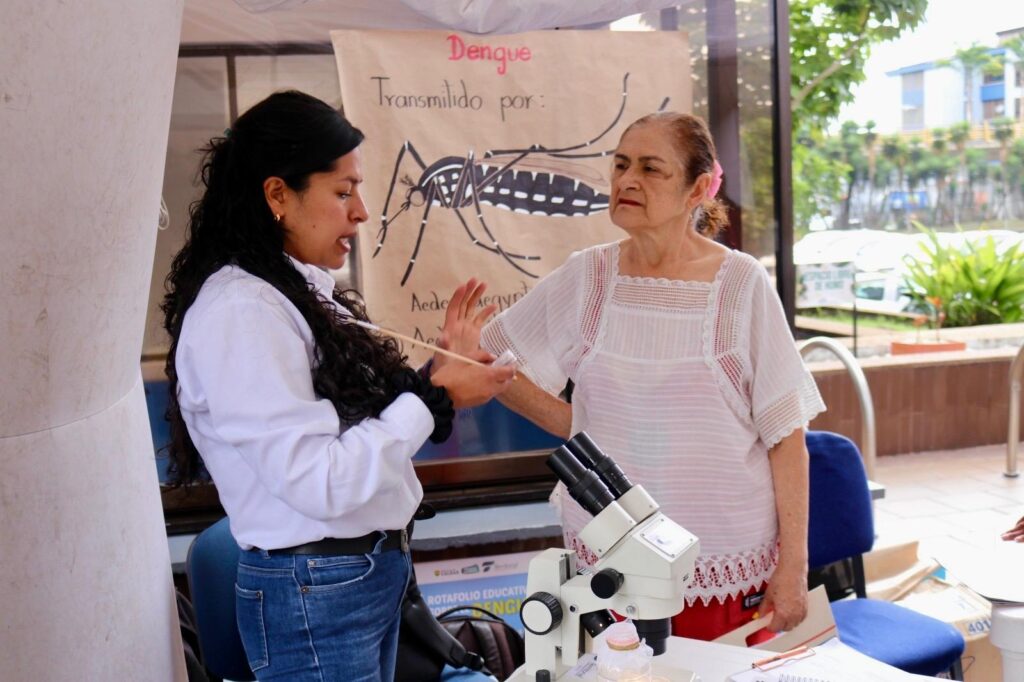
top-left (596, 621), bottom-right (653, 682)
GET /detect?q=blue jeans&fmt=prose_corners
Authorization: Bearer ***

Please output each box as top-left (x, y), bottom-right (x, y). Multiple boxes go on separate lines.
top-left (235, 537), bottom-right (411, 681)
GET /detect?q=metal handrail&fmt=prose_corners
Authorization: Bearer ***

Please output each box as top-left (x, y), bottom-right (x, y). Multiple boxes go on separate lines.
top-left (1006, 344), bottom-right (1024, 478)
top-left (798, 337), bottom-right (877, 479)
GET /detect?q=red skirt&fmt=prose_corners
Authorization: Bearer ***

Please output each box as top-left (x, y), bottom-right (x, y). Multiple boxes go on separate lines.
top-left (671, 584), bottom-right (774, 644)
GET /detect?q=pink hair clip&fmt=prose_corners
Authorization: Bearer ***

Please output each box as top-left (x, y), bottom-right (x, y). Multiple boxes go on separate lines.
top-left (707, 160), bottom-right (723, 199)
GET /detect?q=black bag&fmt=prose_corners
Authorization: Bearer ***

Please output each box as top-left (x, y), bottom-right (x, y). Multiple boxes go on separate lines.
top-left (395, 600), bottom-right (525, 682)
top-left (396, 510), bottom-right (524, 681)
top-left (176, 589), bottom-right (213, 682)
top-left (436, 606), bottom-right (525, 680)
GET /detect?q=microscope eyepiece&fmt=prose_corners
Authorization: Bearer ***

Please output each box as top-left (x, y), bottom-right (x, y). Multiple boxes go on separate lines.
top-left (547, 445), bottom-right (615, 517)
top-left (564, 432), bottom-right (634, 499)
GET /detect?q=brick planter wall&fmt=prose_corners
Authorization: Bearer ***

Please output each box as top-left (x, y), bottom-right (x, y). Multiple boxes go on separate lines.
top-left (808, 348), bottom-right (1018, 456)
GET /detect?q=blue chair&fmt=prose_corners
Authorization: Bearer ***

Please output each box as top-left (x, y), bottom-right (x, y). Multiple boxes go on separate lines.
top-left (440, 664), bottom-right (498, 680)
top-left (806, 431), bottom-right (965, 678)
top-left (186, 517), bottom-right (255, 681)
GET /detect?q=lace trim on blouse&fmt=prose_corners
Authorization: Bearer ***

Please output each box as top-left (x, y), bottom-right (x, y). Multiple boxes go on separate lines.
top-left (564, 526), bottom-right (778, 607)
top-left (756, 379), bottom-right (827, 450)
top-left (701, 251), bottom-right (756, 428)
top-left (687, 541), bottom-right (780, 606)
top-left (571, 246), bottom-right (615, 379)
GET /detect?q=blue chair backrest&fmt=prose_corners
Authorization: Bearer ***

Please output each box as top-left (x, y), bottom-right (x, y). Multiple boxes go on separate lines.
top-left (806, 431), bottom-right (875, 570)
top-left (186, 517), bottom-right (255, 681)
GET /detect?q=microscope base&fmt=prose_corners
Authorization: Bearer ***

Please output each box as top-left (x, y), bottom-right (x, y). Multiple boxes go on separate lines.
top-left (506, 660), bottom-right (699, 681)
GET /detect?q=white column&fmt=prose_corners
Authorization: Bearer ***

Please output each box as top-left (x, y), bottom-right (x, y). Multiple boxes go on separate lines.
top-left (0, 1), bottom-right (187, 679)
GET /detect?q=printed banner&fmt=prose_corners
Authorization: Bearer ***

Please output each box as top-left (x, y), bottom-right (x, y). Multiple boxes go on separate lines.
top-left (796, 261), bottom-right (856, 309)
top-left (332, 29), bottom-right (691, 361)
top-left (413, 550), bottom-right (536, 632)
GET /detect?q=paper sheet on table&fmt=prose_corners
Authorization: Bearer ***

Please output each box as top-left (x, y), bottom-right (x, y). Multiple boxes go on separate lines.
top-left (926, 536), bottom-right (1024, 604)
top-left (727, 639), bottom-right (937, 682)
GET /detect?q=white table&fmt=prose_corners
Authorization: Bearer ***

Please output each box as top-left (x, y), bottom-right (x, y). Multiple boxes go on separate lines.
top-left (506, 636), bottom-right (934, 681)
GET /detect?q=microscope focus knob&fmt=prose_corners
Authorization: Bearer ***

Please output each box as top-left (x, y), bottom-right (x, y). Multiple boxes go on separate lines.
top-left (521, 591), bottom-right (562, 635)
top-left (590, 568), bottom-right (625, 599)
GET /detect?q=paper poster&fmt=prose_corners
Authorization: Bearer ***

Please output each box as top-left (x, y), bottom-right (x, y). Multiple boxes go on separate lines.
top-left (332, 29), bottom-right (691, 361)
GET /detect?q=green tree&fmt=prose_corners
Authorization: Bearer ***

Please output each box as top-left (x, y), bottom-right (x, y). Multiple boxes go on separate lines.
top-left (881, 135), bottom-right (910, 227)
top-left (863, 120), bottom-right (880, 220)
top-left (834, 121), bottom-right (869, 227)
top-left (792, 129), bottom-right (851, 235)
top-left (790, 0), bottom-right (929, 133)
top-left (1009, 138), bottom-right (1024, 216)
top-left (881, 135), bottom-right (909, 192)
top-left (905, 138), bottom-right (928, 222)
top-left (929, 129), bottom-right (955, 225)
top-left (939, 43), bottom-right (1004, 126)
top-left (789, 1), bottom-right (928, 233)
top-left (948, 121), bottom-right (971, 222)
top-left (906, 139), bottom-right (926, 187)
top-left (1002, 35), bottom-right (1024, 127)
top-left (992, 117), bottom-right (1017, 220)
top-left (965, 148), bottom-right (991, 221)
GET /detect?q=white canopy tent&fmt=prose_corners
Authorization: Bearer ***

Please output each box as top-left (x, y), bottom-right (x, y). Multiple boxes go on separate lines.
top-left (180, 0), bottom-right (687, 42)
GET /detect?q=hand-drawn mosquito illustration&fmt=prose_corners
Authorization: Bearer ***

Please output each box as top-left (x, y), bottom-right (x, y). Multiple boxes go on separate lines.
top-left (375, 73), bottom-right (669, 286)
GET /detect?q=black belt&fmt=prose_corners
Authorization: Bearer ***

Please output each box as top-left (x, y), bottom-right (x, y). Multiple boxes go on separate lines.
top-left (266, 528), bottom-right (408, 555)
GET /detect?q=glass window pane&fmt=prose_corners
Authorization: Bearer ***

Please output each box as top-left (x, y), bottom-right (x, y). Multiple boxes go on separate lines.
top-left (144, 57), bottom-right (229, 356)
top-left (235, 53), bottom-right (341, 113)
top-left (736, 0), bottom-right (778, 270)
top-left (149, 10), bottom-right (785, 473)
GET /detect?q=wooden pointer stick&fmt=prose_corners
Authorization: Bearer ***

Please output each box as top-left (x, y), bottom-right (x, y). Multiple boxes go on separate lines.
top-left (350, 319), bottom-right (490, 368)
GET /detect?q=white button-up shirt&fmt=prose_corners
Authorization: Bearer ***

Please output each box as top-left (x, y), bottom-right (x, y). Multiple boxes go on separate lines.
top-left (175, 256), bottom-right (431, 550)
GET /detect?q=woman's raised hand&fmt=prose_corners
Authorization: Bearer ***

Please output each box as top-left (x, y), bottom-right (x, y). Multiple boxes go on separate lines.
top-left (434, 278), bottom-right (498, 369)
top-left (430, 349), bottom-right (515, 409)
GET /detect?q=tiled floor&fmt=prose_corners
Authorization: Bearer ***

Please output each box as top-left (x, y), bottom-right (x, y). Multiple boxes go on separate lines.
top-left (873, 443), bottom-right (1024, 556)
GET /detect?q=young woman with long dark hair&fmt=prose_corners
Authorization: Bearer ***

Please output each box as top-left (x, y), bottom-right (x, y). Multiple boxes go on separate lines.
top-left (162, 90), bottom-right (513, 681)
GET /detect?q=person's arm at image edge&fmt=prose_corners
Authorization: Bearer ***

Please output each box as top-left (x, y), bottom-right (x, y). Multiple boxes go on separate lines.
top-left (759, 427), bottom-right (810, 632)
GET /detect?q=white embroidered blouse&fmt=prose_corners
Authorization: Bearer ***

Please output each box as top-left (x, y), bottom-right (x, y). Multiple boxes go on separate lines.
top-left (481, 241), bottom-right (825, 606)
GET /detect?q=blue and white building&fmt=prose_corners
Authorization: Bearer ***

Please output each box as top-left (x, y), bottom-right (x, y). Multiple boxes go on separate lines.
top-left (853, 26), bottom-right (1024, 135)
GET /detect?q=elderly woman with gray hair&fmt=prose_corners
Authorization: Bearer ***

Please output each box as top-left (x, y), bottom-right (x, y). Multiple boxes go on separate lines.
top-left (473, 112), bottom-right (825, 641)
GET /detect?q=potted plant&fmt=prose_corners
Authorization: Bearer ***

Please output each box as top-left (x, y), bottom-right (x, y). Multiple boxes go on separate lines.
top-left (890, 296), bottom-right (966, 355)
top-left (892, 226), bottom-right (1024, 355)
